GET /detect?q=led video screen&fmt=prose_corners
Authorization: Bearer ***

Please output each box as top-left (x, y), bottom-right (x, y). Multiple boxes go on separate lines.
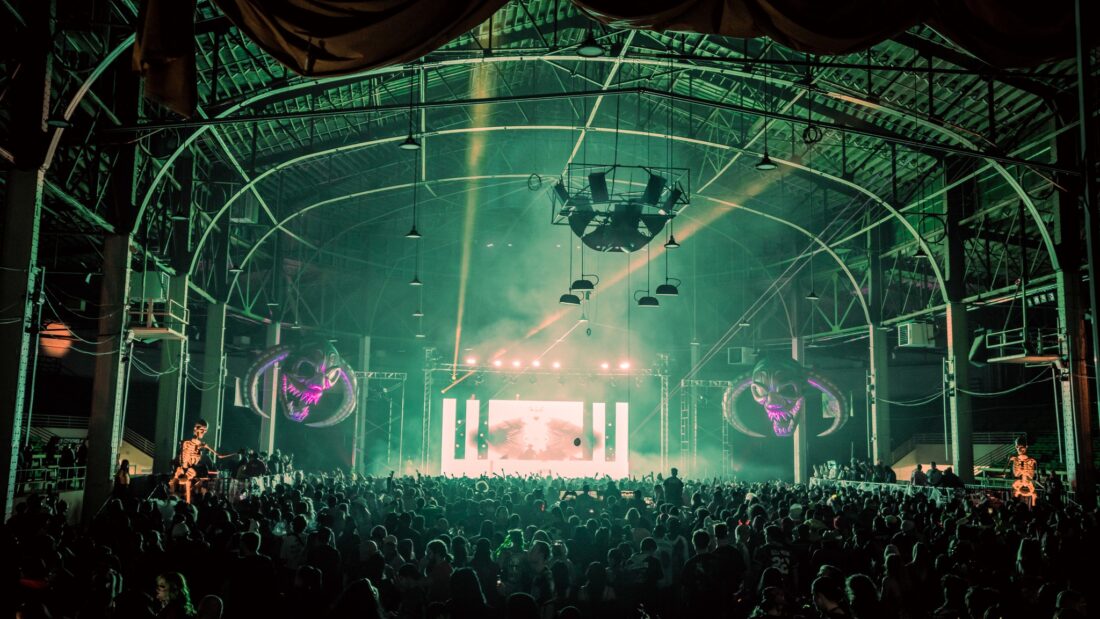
top-left (440, 398), bottom-right (628, 477)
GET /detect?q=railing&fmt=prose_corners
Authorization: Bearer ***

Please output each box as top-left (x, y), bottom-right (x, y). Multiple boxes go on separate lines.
top-left (973, 443), bottom-right (1019, 471)
top-left (812, 476), bottom-right (1073, 505)
top-left (191, 472), bottom-right (302, 503)
top-left (15, 466), bottom-right (87, 495)
top-left (909, 432), bottom-right (1018, 445)
top-left (27, 414), bottom-right (155, 456)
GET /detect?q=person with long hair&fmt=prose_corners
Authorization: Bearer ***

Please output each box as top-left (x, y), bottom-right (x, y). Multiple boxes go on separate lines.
top-left (113, 460), bottom-right (131, 500)
top-left (154, 573), bottom-right (194, 619)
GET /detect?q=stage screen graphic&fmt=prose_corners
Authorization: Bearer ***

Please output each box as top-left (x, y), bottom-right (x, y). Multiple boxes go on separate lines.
top-left (486, 400), bottom-right (583, 461)
top-left (441, 398), bottom-right (628, 477)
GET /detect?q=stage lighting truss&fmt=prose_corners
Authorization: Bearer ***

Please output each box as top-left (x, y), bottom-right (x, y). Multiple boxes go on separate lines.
top-left (429, 362), bottom-right (666, 379)
top-left (550, 164), bottom-right (690, 254)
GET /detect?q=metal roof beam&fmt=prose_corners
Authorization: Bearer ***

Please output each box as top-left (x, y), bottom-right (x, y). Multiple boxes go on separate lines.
top-left (892, 32), bottom-right (1059, 102)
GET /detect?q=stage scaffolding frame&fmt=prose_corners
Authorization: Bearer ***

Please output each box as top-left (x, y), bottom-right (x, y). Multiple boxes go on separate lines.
top-left (351, 370), bottom-right (407, 475)
top-left (419, 357), bottom-right (670, 475)
top-left (680, 379), bottom-right (737, 478)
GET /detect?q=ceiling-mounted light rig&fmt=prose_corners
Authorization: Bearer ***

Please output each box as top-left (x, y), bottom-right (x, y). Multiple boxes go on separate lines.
top-left (551, 163), bottom-right (689, 254)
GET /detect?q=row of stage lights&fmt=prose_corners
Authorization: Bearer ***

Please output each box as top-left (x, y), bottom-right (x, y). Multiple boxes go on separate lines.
top-left (462, 358), bottom-right (632, 371)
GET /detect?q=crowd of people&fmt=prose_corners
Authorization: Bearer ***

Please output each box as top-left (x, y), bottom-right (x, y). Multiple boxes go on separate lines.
top-left (16, 437), bottom-right (89, 494)
top-left (812, 458), bottom-right (898, 484)
top-left (6, 465), bottom-right (1096, 619)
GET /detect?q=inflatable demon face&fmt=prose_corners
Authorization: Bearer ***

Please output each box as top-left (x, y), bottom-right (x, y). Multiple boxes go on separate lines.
top-left (244, 341), bottom-right (358, 427)
top-left (724, 357), bottom-right (846, 438)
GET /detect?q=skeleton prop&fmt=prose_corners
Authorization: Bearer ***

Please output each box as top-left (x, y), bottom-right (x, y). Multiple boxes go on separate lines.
top-left (1009, 434), bottom-right (1038, 507)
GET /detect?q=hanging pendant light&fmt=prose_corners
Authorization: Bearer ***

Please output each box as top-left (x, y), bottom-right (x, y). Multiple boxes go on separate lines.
top-left (576, 29), bottom-right (606, 57)
top-left (405, 135), bottom-right (423, 238)
top-left (656, 242), bottom-right (679, 296)
top-left (399, 73), bottom-right (421, 150)
top-left (636, 245), bottom-right (660, 307)
top-left (559, 230), bottom-right (580, 305)
top-left (571, 245), bottom-right (596, 290)
top-left (756, 64), bottom-right (778, 171)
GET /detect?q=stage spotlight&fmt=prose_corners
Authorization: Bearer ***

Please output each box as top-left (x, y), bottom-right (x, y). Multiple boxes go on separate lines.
top-left (493, 359), bottom-right (503, 367)
top-left (589, 171), bottom-right (609, 202)
top-left (619, 361), bottom-right (631, 370)
top-left (465, 357), bottom-right (477, 365)
top-left (551, 361), bottom-right (561, 369)
top-left (531, 360), bottom-right (541, 368)
top-left (512, 360), bottom-right (522, 368)
top-left (642, 174), bottom-right (666, 205)
top-left (600, 362), bottom-right (610, 370)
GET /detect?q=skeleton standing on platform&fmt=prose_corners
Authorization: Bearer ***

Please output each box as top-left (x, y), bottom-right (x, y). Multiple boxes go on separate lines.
top-left (174, 419), bottom-right (232, 503)
top-left (1009, 434), bottom-right (1038, 507)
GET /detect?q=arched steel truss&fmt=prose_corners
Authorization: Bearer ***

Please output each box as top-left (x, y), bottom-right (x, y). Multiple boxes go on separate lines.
top-left (51, 45), bottom-right (1056, 307)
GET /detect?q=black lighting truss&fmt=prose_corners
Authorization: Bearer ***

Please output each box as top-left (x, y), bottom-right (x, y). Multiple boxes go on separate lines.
top-left (550, 164), bottom-right (691, 253)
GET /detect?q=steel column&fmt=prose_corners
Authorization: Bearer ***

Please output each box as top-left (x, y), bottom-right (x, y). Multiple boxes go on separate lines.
top-left (153, 276), bottom-right (189, 473)
top-left (200, 303), bottom-right (227, 447)
top-left (83, 235), bottom-right (132, 521)
top-left (868, 220), bottom-right (893, 465)
top-left (945, 161), bottom-right (974, 482)
top-left (0, 0), bottom-right (51, 520)
top-left (259, 322), bottom-right (280, 453)
top-left (792, 335), bottom-right (809, 484)
top-left (352, 336), bottom-right (371, 475)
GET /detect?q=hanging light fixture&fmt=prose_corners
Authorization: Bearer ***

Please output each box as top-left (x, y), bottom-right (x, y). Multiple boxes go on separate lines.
top-left (656, 241), bottom-right (680, 296)
top-left (571, 244), bottom-right (597, 291)
top-left (559, 230), bottom-right (580, 305)
top-left (664, 219), bottom-right (681, 249)
top-left (636, 245), bottom-right (660, 307)
top-left (756, 65), bottom-right (778, 171)
top-left (405, 150), bottom-right (422, 239)
top-left (410, 241), bottom-right (423, 286)
top-left (576, 28), bottom-right (606, 58)
top-left (558, 292), bottom-right (585, 307)
top-left (806, 188), bottom-right (819, 301)
top-left (399, 73), bottom-right (421, 150)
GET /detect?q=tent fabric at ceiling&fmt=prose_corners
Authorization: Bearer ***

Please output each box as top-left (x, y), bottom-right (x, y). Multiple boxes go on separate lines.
top-left (136, 0), bottom-right (1087, 117)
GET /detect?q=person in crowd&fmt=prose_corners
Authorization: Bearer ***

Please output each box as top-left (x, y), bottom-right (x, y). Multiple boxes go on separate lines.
top-left (662, 467), bottom-right (684, 507)
top-left (114, 459), bottom-right (131, 499)
top-left (927, 462), bottom-right (943, 487)
top-left (154, 573), bottom-right (195, 619)
top-left (939, 466), bottom-right (963, 489)
top-left (8, 461), bottom-right (1097, 619)
top-left (910, 464), bottom-right (928, 486)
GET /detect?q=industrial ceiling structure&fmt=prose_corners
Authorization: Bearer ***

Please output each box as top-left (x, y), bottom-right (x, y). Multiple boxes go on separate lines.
top-left (0, 0), bottom-right (1097, 515)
